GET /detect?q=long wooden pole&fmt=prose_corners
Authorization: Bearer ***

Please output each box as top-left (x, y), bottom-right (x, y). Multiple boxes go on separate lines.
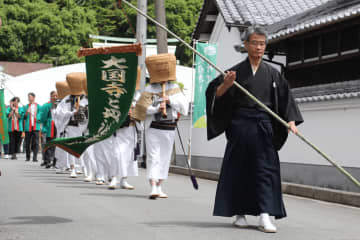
top-left (120, 0), bottom-right (360, 188)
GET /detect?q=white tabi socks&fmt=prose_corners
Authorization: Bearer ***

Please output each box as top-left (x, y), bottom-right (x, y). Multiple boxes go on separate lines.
top-left (84, 175), bottom-right (94, 182)
top-left (149, 185), bottom-right (159, 199)
top-left (233, 215), bottom-right (249, 228)
top-left (157, 186), bottom-right (168, 199)
top-left (108, 176), bottom-right (117, 190)
top-left (70, 168), bottom-right (77, 178)
top-left (258, 213), bottom-right (277, 233)
top-left (120, 178), bottom-right (134, 190)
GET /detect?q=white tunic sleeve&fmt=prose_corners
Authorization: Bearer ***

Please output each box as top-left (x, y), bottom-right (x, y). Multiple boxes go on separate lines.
top-left (53, 96), bottom-right (75, 134)
top-left (168, 83), bottom-right (189, 116)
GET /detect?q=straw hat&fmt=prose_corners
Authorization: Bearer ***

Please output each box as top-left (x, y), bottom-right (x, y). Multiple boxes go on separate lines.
top-left (55, 81), bottom-right (71, 99)
top-left (145, 53), bottom-right (176, 84)
top-left (66, 72), bottom-right (86, 96)
top-left (81, 75), bottom-right (88, 96)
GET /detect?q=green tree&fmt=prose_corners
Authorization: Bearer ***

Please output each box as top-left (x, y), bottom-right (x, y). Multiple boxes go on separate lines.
top-left (0, 0), bottom-right (203, 66)
top-left (114, 0), bottom-right (203, 66)
top-left (0, 0), bottom-right (98, 65)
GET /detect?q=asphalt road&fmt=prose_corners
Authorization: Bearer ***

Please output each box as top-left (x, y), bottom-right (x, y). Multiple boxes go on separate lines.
top-left (1, 154), bottom-right (359, 240)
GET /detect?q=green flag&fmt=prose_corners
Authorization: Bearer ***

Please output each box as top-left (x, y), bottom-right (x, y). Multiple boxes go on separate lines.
top-left (45, 44), bottom-right (142, 157)
top-left (0, 89), bottom-right (9, 144)
top-left (193, 42), bottom-right (217, 128)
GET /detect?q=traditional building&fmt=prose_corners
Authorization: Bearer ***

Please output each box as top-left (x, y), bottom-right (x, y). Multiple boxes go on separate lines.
top-left (0, 61), bottom-right (52, 77)
top-left (173, 0), bottom-right (360, 193)
top-left (266, 0), bottom-right (360, 192)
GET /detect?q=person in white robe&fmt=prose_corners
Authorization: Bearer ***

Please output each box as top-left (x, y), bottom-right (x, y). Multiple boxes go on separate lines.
top-left (53, 81), bottom-right (70, 174)
top-left (108, 91), bottom-right (142, 190)
top-left (52, 73), bottom-right (88, 178)
top-left (137, 81), bottom-right (188, 199)
top-left (133, 53), bottom-right (189, 199)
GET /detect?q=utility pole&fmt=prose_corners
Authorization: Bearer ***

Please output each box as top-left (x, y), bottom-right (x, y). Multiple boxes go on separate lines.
top-left (136, 0), bottom-right (147, 166)
top-left (154, 0), bottom-right (168, 54)
top-left (154, 0), bottom-right (176, 164)
top-left (136, 0), bottom-right (147, 91)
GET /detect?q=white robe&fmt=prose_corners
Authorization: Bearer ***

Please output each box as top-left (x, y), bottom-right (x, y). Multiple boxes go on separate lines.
top-left (143, 82), bottom-right (189, 180)
top-left (79, 103), bottom-right (97, 179)
top-left (55, 143), bottom-right (69, 170)
top-left (93, 137), bottom-right (113, 181)
top-left (52, 95), bottom-right (88, 168)
top-left (52, 100), bottom-right (69, 170)
top-left (111, 125), bottom-right (138, 178)
top-left (109, 91), bottom-right (141, 179)
top-left (81, 144), bottom-right (97, 178)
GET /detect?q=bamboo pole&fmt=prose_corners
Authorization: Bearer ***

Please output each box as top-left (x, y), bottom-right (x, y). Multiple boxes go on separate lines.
top-left (120, 0), bottom-right (360, 188)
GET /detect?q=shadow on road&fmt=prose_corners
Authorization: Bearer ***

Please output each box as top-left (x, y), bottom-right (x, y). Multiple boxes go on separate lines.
top-left (0, 216), bottom-right (73, 225)
top-left (141, 220), bottom-right (260, 231)
top-left (81, 192), bottom-right (147, 199)
top-left (35, 179), bottom-right (88, 184)
top-left (55, 185), bottom-right (109, 190)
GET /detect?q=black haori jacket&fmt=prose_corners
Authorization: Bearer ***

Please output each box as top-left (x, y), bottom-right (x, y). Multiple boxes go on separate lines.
top-left (206, 58), bottom-right (304, 151)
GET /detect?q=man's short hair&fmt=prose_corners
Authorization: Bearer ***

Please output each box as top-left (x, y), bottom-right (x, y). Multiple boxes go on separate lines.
top-left (28, 92), bottom-right (35, 98)
top-left (242, 25), bottom-right (268, 43)
top-left (50, 91), bottom-right (56, 96)
top-left (11, 97), bottom-right (20, 103)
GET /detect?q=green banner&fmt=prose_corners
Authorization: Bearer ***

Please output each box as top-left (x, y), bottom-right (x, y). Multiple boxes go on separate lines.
top-left (193, 42), bottom-right (217, 128)
top-left (0, 89), bottom-right (9, 144)
top-left (45, 45), bottom-right (141, 157)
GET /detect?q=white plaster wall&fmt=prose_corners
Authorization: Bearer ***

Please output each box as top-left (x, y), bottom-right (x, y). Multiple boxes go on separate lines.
top-left (279, 98), bottom-right (360, 168)
top-left (176, 98), bottom-right (360, 168)
top-left (180, 15), bottom-right (360, 169)
top-left (176, 117), bottom-right (226, 158)
top-left (209, 15), bottom-right (245, 71)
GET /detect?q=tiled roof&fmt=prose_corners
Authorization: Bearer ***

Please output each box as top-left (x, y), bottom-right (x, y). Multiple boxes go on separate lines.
top-left (292, 79), bottom-right (360, 103)
top-left (295, 92), bottom-right (360, 103)
top-left (0, 61), bottom-right (53, 77)
top-left (268, 0), bottom-right (360, 43)
top-left (192, 0), bottom-right (332, 41)
top-left (215, 0), bottom-right (330, 26)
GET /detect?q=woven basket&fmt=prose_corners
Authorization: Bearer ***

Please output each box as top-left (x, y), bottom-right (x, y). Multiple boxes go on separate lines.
top-left (56, 81), bottom-right (71, 99)
top-left (81, 75), bottom-right (88, 96)
top-left (145, 53), bottom-right (176, 84)
top-left (66, 72), bottom-right (86, 96)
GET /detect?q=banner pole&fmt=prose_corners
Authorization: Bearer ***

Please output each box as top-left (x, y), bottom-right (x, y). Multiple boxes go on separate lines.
top-left (187, 40), bottom-right (197, 167)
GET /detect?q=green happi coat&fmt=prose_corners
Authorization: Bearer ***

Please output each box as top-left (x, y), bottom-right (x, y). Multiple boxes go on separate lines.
top-left (41, 102), bottom-right (56, 138)
top-left (6, 106), bottom-right (24, 132)
top-left (23, 103), bottom-right (42, 132)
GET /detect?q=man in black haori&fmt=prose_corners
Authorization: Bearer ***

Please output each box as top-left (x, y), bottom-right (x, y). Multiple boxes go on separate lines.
top-left (206, 25), bottom-right (303, 233)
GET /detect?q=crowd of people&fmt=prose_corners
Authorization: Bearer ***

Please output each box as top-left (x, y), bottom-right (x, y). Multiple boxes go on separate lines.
top-left (1, 25), bottom-right (304, 233)
top-left (2, 53), bottom-right (189, 201)
top-left (3, 92), bottom-right (54, 164)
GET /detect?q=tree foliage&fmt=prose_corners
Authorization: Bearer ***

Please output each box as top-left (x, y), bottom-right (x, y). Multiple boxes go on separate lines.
top-left (0, 0), bottom-right (203, 66)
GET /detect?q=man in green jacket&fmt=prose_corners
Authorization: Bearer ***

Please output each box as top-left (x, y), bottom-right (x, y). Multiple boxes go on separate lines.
top-left (23, 93), bottom-right (42, 162)
top-left (6, 97), bottom-right (24, 160)
top-left (41, 91), bottom-right (58, 168)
